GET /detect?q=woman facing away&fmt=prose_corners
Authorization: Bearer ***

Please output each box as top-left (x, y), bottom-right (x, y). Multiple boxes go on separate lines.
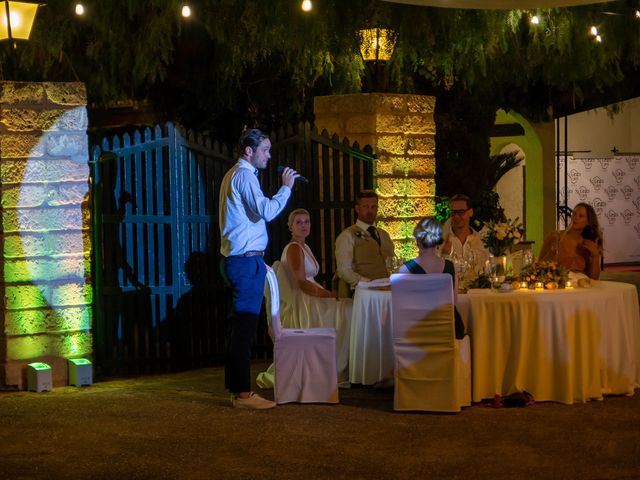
top-left (538, 202), bottom-right (603, 280)
top-left (257, 208), bottom-right (352, 388)
top-left (397, 216), bottom-right (466, 340)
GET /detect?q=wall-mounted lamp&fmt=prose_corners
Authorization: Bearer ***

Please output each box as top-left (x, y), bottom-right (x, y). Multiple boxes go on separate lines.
top-left (359, 27), bottom-right (396, 62)
top-left (0, 1), bottom-right (40, 78)
top-left (0, 1), bottom-right (39, 41)
top-left (359, 27), bottom-right (396, 92)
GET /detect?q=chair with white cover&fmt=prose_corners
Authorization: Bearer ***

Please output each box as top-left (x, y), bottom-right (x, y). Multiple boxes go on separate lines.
top-left (264, 263), bottom-right (339, 404)
top-left (390, 273), bottom-right (471, 412)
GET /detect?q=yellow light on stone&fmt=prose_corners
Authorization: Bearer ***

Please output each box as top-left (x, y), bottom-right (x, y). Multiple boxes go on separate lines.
top-left (0, 1), bottom-right (40, 40)
top-left (359, 28), bottom-right (396, 62)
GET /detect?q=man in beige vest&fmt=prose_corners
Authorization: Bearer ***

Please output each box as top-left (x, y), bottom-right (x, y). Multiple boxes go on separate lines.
top-left (335, 190), bottom-right (395, 298)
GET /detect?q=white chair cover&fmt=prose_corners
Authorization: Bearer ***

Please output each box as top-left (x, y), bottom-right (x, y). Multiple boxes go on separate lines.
top-left (264, 265), bottom-right (339, 404)
top-left (390, 273), bottom-right (471, 412)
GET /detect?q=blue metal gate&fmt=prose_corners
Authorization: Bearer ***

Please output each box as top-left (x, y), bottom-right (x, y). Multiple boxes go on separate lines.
top-left (91, 122), bottom-right (373, 375)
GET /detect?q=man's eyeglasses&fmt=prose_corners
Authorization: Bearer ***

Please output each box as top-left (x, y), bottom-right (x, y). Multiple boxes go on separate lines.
top-left (451, 208), bottom-right (470, 216)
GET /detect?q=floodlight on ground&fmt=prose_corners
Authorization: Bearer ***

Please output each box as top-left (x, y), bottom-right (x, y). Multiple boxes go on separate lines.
top-left (27, 362), bottom-right (52, 392)
top-left (68, 358), bottom-right (93, 386)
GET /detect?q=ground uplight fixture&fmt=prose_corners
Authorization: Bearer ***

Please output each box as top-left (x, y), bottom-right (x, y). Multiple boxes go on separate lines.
top-left (27, 362), bottom-right (52, 392)
top-left (68, 358), bottom-right (93, 386)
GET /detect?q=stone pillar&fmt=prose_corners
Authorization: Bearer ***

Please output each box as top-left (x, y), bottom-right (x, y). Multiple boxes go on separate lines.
top-left (0, 82), bottom-right (92, 389)
top-left (314, 93), bottom-right (436, 259)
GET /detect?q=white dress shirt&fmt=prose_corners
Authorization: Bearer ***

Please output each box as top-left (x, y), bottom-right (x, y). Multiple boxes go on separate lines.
top-left (219, 159), bottom-right (291, 257)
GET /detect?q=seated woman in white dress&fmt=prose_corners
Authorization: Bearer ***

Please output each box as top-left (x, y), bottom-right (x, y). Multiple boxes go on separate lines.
top-left (257, 209), bottom-right (352, 388)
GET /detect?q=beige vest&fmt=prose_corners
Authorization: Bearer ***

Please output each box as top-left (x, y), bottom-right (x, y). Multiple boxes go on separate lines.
top-left (348, 225), bottom-right (389, 280)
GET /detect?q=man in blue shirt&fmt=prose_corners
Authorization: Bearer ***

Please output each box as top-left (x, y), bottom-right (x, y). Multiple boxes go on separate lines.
top-left (219, 128), bottom-right (299, 409)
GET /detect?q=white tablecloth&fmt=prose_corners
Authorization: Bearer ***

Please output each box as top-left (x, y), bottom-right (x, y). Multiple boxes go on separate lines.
top-left (349, 280), bottom-right (640, 402)
top-left (349, 286), bottom-right (393, 385)
top-left (457, 281), bottom-right (640, 404)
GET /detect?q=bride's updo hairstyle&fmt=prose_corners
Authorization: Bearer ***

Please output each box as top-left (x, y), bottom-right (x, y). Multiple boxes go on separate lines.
top-left (288, 208), bottom-right (310, 227)
top-left (413, 216), bottom-right (444, 249)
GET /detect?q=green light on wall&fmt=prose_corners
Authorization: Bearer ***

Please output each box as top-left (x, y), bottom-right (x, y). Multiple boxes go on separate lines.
top-left (4, 107), bottom-right (93, 366)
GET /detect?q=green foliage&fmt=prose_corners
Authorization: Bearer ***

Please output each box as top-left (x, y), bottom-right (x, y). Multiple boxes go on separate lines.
top-left (2, 0), bottom-right (640, 136)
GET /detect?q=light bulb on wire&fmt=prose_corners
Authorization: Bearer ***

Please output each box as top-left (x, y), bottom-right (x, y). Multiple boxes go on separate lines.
top-left (301, 0), bottom-right (312, 12)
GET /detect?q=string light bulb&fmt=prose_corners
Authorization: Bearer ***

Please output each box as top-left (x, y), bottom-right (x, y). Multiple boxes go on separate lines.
top-left (75, 3), bottom-right (84, 15)
top-left (181, 4), bottom-right (191, 18)
top-left (590, 26), bottom-right (598, 36)
top-left (530, 15), bottom-right (539, 25)
top-left (301, 0), bottom-right (312, 12)
top-left (635, 10), bottom-right (640, 19)
top-left (595, 34), bottom-right (602, 43)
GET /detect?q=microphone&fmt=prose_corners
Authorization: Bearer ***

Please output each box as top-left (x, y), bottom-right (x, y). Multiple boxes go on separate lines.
top-left (276, 165), bottom-right (309, 183)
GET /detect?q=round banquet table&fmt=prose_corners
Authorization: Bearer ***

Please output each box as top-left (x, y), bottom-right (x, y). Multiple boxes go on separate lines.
top-left (457, 281), bottom-right (640, 404)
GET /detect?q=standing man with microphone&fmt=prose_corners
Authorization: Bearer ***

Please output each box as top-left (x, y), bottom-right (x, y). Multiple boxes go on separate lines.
top-left (219, 128), bottom-right (300, 409)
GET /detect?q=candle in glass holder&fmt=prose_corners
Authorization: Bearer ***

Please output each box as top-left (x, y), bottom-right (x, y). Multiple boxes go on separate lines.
top-left (519, 281), bottom-right (528, 289)
top-left (565, 280), bottom-right (573, 289)
top-left (535, 281), bottom-right (544, 290)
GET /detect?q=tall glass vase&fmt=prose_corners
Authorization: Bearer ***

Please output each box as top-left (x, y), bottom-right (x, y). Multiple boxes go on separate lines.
top-left (488, 254), bottom-right (507, 291)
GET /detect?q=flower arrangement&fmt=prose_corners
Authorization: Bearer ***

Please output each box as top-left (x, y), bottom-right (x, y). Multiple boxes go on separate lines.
top-left (519, 261), bottom-right (568, 289)
top-left (481, 217), bottom-right (522, 256)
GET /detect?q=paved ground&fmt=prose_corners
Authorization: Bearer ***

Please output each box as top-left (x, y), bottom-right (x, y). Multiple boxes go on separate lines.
top-left (1, 362), bottom-right (640, 480)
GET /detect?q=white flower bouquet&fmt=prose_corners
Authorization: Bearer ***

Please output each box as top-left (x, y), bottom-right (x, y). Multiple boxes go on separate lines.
top-left (481, 217), bottom-right (522, 256)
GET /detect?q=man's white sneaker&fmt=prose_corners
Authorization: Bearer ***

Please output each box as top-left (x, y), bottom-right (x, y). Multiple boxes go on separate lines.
top-left (231, 392), bottom-right (276, 409)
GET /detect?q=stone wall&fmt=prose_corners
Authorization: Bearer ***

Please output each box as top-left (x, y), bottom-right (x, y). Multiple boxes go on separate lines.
top-left (0, 82), bottom-right (92, 389)
top-left (314, 93), bottom-right (437, 258)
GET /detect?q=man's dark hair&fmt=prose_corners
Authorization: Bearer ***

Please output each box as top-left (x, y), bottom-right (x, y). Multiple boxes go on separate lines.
top-left (238, 128), bottom-right (269, 155)
top-left (450, 194), bottom-right (472, 209)
top-left (355, 190), bottom-right (378, 205)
